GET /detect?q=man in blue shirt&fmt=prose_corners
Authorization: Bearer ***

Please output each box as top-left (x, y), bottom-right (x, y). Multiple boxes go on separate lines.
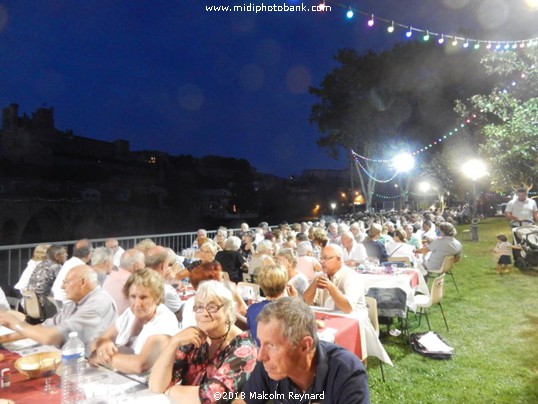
top-left (235, 297), bottom-right (369, 404)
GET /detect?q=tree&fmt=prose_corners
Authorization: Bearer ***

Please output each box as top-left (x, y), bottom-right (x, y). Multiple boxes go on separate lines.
top-left (310, 42), bottom-right (493, 210)
top-left (455, 48), bottom-right (538, 191)
top-left (418, 152), bottom-right (460, 212)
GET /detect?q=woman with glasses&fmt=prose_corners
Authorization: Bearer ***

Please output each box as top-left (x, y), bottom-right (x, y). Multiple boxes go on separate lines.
top-left (89, 268), bottom-right (179, 379)
top-left (149, 280), bottom-right (257, 403)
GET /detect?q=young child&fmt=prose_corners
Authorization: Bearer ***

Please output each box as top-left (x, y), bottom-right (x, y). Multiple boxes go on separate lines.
top-left (493, 234), bottom-right (514, 274)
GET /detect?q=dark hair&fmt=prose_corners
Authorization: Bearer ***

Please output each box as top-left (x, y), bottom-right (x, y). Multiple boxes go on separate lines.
top-left (73, 239), bottom-right (93, 258)
top-left (496, 233), bottom-right (508, 242)
top-left (47, 245), bottom-right (66, 260)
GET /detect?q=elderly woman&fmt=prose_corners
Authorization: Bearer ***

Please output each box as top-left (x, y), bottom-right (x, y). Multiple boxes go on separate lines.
top-left (182, 261), bottom-right (248, 329)
top-left (215, 236), bottom-right (248, 283)
top-left (275, 248), bottom-right (308, 296)
top-left (89, 268), bottom-right (179, 378)
top-left (14, 243), bottom-right (51, 293)
top-left (149, 280), bottom-right (257, 403)
top-left (190, 240), bottom-right (218, 268)
top-left (245, 264), bottom-right (288, 345)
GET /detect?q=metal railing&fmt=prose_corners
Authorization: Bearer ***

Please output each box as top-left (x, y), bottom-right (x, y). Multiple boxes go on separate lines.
top-left (0, 228), bottom-right (229, 289)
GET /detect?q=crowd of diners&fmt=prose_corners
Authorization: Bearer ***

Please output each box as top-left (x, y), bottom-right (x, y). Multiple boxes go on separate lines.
top-left (0, 209), bottom-right (465, 403)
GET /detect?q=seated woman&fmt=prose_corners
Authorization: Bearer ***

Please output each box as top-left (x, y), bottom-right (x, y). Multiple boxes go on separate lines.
top-left (89, 268), bottom-right (179, 378)
top-left (245, 264), bottom-right (288, 345)
top-left (215, 236), bottom-right (248, 283)
top-left (385, 228), bottom-right (416, 266)
top-left (182, 261), bottom-right (248, 330)
top-left (149, 280), bottom-right (257, 403)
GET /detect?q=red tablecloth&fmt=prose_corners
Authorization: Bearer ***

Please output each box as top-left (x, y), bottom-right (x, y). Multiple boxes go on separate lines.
top-left (314, 311), bottom-right (362, 359)
top-left (0, 349), bottom-right (60, 403)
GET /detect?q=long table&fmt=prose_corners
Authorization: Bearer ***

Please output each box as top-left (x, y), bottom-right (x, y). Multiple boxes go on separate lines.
top-left (315, 310), bottom-right (362, 359)
top-left (0, 332), bottom-right (170, 403)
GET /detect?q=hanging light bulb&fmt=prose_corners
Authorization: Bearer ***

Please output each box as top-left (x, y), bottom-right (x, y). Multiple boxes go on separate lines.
top-left (486, 41), bottom-right (492, 49)
top-left (495, 42), bottom-right (501, 50)
top-left (474, 42), bottom-right (480, 49)
top-left (406, 27), bottom-right (413, 38)
top-left (367, 14), bottom-right (374, 27)
top-left (346, 7), bottom-right (354, 19)
top-left (519, 42), bottom-right (525, 48)
top-left (387, 21), bottom-right (394, 33)
top-left (504, 43), bottom-right (510, 49)
top-left (512, 43), bottom-right (517, 49)
top-left (438, 34), bottom-right (445, 44)
top-left (452, 38), bottom-right (458, 46)
top-left (423, 31), bottom-right (430, 41)
top-left (463, 39), bottom-right (469, 48)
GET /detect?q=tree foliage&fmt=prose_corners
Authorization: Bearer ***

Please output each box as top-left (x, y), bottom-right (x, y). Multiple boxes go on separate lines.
top-left (310, 42), bottom-right (493, 209)
top-left (455, 48), bottom-right (538, 191)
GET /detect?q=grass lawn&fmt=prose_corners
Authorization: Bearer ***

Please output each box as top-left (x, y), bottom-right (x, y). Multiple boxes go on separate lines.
top-left (368, 217), bottom-right (538, 404)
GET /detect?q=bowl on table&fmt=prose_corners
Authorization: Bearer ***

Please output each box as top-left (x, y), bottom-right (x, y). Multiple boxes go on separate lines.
top-left (14, 351), bottom-right (61, 379)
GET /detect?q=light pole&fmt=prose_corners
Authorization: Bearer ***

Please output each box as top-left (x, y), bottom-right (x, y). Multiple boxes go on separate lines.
top-left (462, 159), bottom-right (487, 241)
top-left (330, 202), bottom-right (336, 217)
top-left (393, 152), bottom-right (415, 210)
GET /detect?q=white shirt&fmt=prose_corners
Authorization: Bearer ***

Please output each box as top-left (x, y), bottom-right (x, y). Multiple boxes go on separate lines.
top-left (14, 259), bottom-right (40, 291)
top-left (506, 197), bottom-right (538, 222)
top-left (52, 256), bottom-right (86, 302)
top-left (164, 283), bottom-right (181, 313)
top-left (112, 246), bottom-right (125, 268)
top-left (342, 242), bottom-right (368, 265)
top-left (314, 265), bottom-right (366, 311)
top-left (115, 304), bottom-right (179, 354)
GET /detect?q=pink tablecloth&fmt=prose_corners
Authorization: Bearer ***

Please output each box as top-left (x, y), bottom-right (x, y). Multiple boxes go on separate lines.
top-left (314, 311), bottom-right (362, 359)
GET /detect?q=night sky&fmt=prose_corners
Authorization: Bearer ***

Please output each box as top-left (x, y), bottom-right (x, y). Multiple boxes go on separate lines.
top-left (1, 0), bottom-right (536, 177)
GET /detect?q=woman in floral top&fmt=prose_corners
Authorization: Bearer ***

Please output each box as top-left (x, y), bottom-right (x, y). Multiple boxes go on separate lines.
top-left (149, 280), bottom-right (257, 403)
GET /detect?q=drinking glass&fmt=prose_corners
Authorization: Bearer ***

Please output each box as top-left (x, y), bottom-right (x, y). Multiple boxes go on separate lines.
top-left (40, 357), bottom-right (59, 394)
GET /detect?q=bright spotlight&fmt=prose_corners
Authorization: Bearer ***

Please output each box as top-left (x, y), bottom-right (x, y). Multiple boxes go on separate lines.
top-left (392, 153), bottom-right (415, 173)
top-left (418, 181), bottom-right (431, 193)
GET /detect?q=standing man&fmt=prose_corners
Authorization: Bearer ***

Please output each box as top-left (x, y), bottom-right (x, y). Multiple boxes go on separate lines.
top-left (52, 238), bottom-right (93, 303)
top-left (505, 188), bottom-right (538, 223)
top-left (235, 297), bottom-right (370, 403)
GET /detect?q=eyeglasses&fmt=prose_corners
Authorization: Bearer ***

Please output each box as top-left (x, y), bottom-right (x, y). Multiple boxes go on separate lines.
top-left (193, 303), bottom-right (223, 314)
top-left (320, 255), bottom-right (337, 262)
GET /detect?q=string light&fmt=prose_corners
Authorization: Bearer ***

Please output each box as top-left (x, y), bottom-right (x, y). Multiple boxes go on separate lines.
top-left (330, 1), bottom-right (538, 50)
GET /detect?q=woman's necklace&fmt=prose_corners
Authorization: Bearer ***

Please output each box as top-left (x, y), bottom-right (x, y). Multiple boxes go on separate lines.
top-left (207, 323), bottom-right (231, 361)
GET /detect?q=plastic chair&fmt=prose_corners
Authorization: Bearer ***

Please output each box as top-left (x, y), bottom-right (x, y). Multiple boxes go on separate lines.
top-left (414, 274), bottom-right (449, 332)
top-left (365, 296), bottom-right (385, 382)
top-left (21, 289), bottom-right (44, 322)
top-left (366, 287), bottom-right (408, 338)
top-left (429, 256), bottom-right (460, 295)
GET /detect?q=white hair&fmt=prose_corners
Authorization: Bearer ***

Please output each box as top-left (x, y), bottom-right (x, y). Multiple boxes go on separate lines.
top-left (297, 241), bottom-right (313, 257)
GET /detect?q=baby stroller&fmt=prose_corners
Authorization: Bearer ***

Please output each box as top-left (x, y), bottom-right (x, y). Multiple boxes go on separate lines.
top-left (511, 220), bottom-right (538, 270)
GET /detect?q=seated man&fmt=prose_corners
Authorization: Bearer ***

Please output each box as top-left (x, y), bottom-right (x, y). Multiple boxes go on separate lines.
top-left (415, 222), bottom-right (462, 277)
top-left (235, 297), bottom-right (369, 403)
top-left (303, 244), bottom-right (366, 313)
top-left (0, 265), bottom-right (117, 355)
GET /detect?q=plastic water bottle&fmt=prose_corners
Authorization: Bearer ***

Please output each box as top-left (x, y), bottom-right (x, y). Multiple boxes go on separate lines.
top-left (61, 331), bottom-right (85, 404)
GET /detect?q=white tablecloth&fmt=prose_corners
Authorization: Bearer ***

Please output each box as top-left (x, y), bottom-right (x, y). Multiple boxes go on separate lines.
top-left (357, 268), bottom-right (429, 312)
